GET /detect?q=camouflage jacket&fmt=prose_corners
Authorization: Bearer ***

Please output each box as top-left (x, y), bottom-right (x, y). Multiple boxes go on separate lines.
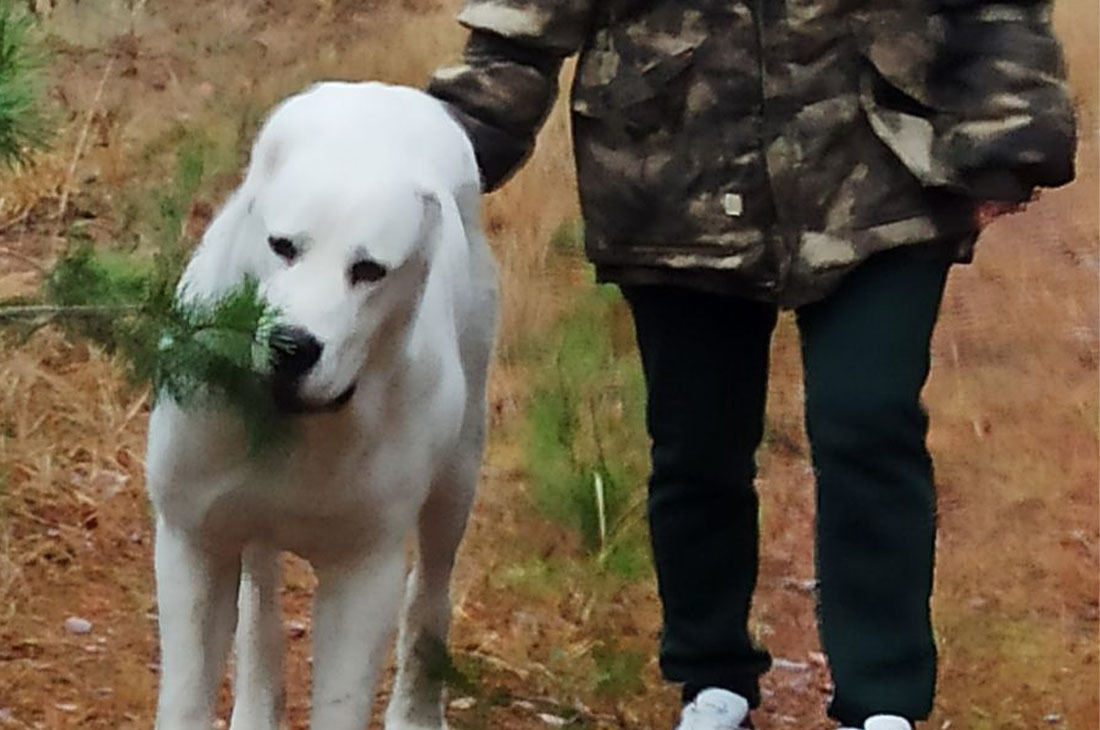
top-left (429, 0), bottom-right (1077, 306)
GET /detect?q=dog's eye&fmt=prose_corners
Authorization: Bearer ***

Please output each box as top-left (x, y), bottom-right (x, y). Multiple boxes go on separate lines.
top-left (268, 236), bottom-right (297, 262)
top-left (349, 259), bottom-right (388, 285)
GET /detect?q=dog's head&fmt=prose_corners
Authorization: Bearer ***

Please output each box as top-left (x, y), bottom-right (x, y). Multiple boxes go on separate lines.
top-left (246, 151), bottom-right (444, 414)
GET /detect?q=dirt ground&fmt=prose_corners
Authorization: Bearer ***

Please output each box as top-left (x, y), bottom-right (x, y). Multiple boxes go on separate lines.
top-left (0, 1), bottom-right (1097, 729)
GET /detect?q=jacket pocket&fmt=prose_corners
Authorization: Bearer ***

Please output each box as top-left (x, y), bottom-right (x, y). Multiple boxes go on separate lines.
top-left (571, 27), bottom-right (700, 137)
top-left (850, 18), bottom-right (966, 193)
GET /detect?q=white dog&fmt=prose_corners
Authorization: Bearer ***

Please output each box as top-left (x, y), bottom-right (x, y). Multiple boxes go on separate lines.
top-left (144, 82), bottom-right (497, 730)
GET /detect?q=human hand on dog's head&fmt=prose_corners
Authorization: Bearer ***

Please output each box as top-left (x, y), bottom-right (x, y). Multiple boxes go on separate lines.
top-left (437, 102), bottom-right (528, 193)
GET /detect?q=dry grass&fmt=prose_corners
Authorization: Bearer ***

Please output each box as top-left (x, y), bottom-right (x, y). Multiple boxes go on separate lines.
top-left (0, 0), bottom-right (1096, 728)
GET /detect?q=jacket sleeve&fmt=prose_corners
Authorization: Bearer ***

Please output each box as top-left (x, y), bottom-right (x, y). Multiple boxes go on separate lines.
top-left (930, 0), bottom-right (1077, 201)
top-left (428, 0), bottom-right (595, 191)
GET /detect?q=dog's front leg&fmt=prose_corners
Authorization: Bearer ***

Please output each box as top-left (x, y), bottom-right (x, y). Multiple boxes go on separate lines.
top-left (310, 544), bottom-right (406, 730)
top-left (154, 519), bottom-right (240, 730)
top-left (230, 543), bottom-right (284, 730)
top-left (384, 458), bottom-right (479, 730)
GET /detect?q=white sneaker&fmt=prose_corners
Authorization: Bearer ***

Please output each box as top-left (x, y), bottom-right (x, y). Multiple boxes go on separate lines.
top-left (675, 688), bottom-right (751, 730)
top-left (840, 714), bottom-right (913, 730)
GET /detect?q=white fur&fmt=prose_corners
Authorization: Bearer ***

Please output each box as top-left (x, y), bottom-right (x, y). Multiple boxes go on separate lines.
top-left (144, 82), bottom-right (498, 730)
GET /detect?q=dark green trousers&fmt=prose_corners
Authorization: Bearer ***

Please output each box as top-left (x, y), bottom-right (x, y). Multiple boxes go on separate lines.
top-left (621, 246), bottom-right (950, 726)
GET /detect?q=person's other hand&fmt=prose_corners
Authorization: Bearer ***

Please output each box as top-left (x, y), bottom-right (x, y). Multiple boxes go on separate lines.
top-left (974, 195), bottom-right (1037, 229)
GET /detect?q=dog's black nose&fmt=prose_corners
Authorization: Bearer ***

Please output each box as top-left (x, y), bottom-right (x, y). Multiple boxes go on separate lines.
top-left (270, 325), bottom-right (323, 380)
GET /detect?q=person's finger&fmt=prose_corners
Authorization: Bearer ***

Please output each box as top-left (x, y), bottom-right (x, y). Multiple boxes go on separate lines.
top-left (975, 201), bottom-right (1025, 229)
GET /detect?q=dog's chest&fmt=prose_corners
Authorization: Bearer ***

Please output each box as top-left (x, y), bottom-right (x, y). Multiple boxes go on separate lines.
top-left (148, 401), bottom-right (445, 558)
top-left (214, 440), bottom-right (434, 558)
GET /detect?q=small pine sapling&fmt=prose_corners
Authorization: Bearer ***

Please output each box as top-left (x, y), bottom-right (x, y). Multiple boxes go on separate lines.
top-left (0, 0), bottom-right (50, 167)
top-left (2, 241), bottom-right (292, 451)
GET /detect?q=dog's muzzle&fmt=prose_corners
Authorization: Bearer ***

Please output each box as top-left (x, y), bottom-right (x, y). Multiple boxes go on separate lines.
top-left (269, 325), bottom-right (356, 414)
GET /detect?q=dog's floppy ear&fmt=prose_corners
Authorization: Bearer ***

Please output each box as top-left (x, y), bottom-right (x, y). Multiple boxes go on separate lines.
top-left (409, 185), bottom-right (467, 271)
top-left (414, 188), bottom-right (443, 247)
top-left (239, 121), bottom-right (286, 194)
top-left (382, 188), bottom-right (445, 287)
top-left (254, 137), bottom-right (284, 183)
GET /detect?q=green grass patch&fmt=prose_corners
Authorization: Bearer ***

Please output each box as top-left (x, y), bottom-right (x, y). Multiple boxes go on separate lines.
top-left (492, 556), bottom-right (567, 600)
top-left (592, 641), bottom-right (647, 698)
top-left (523, 272), bottom-right (651, 580)
top-left (110, 117), bottom-right (248, 257)
top-left (548, 218), bottom-right (584, 255)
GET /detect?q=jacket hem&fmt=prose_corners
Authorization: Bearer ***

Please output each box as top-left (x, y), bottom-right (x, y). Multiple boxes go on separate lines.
top-left (595, 234), bottom-right (975, 307)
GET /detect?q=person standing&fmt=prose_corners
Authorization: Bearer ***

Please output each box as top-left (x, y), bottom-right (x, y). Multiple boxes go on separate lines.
top-left (428, 1), bottom-right (1077, 728)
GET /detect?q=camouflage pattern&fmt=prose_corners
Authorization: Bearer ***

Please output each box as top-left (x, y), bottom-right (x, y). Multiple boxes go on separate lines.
top-left (429, 0), bottom-right (1077, 307)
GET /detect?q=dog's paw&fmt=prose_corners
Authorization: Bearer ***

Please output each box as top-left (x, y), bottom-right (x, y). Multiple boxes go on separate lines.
top-left (383, 708), bottom-right (449, 730)
top-left (383, 722), bottom-right (449, 730)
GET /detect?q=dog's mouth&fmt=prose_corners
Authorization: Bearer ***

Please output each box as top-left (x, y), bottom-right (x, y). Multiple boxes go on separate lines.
top-left (272, 383), bottom-right (357, 415)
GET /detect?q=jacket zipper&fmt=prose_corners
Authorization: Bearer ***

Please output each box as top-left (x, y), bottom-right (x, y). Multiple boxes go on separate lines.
top-left (753, 0), bottom-right (791, 295)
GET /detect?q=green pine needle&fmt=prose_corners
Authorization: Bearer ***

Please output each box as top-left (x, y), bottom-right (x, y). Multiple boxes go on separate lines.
top-left (3, 243), bottom-right (292, 452)
top-left (0, 1), bottom-right (50, 168)
top-left (147, 278), bottom-right (289, 452)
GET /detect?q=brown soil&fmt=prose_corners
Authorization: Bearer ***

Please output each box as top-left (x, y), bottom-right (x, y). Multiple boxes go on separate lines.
top-left (1, 1), bottom-right (1097, 729)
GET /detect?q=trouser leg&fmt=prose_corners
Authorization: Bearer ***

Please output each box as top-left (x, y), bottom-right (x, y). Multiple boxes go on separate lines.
top-left (797, 247), bottom-right (950, 725)
top-left (623, 285), bottom-right (777, 706)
